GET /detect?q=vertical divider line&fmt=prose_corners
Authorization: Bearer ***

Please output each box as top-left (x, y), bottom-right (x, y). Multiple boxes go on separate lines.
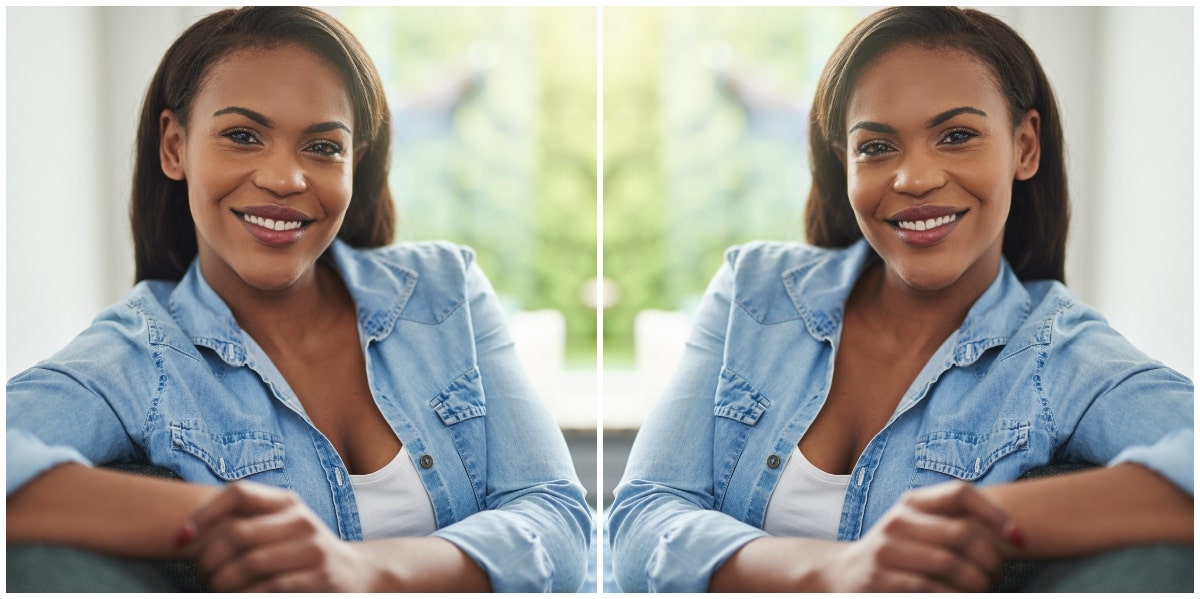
top-left (594, 3), bottom-right (606, 593)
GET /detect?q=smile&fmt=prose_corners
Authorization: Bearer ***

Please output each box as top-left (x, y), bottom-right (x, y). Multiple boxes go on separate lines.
top-left (896, 213), bottom-right (959, 231)
top-left (240, 213), bottom-right (305, 231)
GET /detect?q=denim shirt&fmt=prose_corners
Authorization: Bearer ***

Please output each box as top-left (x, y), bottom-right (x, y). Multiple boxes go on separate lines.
top-left (609, 240), bottom-right (1193, 592)
top-left (7, 239), bottom-right (591, 592)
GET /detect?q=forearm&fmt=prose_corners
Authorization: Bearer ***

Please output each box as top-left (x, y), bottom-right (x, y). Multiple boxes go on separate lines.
top-left (6, 463), bottom-right (219, 559)
top-left (981, 463), bottom-right (1192, 558)
top-left (359, 536), bottom-right (491, 592)
top-left (709, 536), bottom-right (840, 592)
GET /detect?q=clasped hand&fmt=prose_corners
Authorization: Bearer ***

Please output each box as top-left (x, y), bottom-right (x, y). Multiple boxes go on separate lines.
top-left (178, 481), bottom-right (380, 592)
top-left (820, 481), bottom-right (1023, 592)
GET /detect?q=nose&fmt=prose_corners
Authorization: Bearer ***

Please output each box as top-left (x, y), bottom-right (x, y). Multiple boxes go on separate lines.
top-left (253, 149), bottom-right (307, 197)
top-left (892, 148), bottom-right (946, 197)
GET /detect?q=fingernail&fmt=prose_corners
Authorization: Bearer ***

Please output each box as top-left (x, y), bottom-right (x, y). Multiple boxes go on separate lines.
top-left (1004, 522), bottom-right (1026, 549)
top-left (174, 522), bottom-right (195, 549)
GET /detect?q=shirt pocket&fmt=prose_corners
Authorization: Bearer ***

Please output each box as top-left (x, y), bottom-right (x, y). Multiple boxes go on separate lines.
top-left (169, 420), bottom-right (290, 487)
top-left (427, 367), bottom-right (488, 511)
top-left (913, 420), bottom-right (1031, 484)
top-left (712, 368), bottom-right (770, 509)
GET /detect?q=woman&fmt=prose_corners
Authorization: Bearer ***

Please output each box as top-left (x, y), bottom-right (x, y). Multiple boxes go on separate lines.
top-left (608, 7), bottom-right (1192, 592)
top-left (6, 7), bottom-right (590, 592)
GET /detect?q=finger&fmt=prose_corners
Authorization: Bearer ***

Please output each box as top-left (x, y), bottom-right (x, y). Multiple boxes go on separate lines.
top-left (904, 481), bottom-right (1012, 534)
top-left (870, 567), bottom-right (959, 593)
top-left (195, 507), bottom-right (321, 581)
top-left (207, 536), bottom-right (323, 592)
top-left (877, 534), bottom-right (995, 592)
top-left (241, 568), bottom-right (328, 593)
top-left (190, 481), bottom-right (296, 532)
top-left (879, 510), bottom-right (1005, 583)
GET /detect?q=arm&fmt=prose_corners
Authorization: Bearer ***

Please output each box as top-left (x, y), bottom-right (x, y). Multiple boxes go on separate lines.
top-left (184, 482), bottom-right (490, 592)
top-left (711, 482), bottom-right (1020, 592)
top-left (426, 250), bottom-right (591, 592)
top-left (981, 460), bottom-right (1192, 559)
top-left (986, 306), bottom-right (1195, 557)
top-left (7, 307), bottom-right (221, 557)
top-left (6, 463), bottom-right (218, 559)
top-left (608, 251), bottom-right (774, 592)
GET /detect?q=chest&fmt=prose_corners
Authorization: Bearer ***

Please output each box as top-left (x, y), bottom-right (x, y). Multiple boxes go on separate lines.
top-left (798, 325), bottom-right (940, 475)
top-left (266, 327), bottom-right (402, 475)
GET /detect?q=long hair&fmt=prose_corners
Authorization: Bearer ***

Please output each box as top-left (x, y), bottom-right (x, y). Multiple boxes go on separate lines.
top-left (131, 7), bottom-right (394, 282)
top-left (805, 7), bottom-right (1069, 283)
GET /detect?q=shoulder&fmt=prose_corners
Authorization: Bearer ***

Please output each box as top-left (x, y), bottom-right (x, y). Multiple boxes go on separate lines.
top-left (8, 281), bottom-right (183, 388)
top-left (721, 241), bottom-right (834, 273)
top-left (350, 241), bottom-right (476, 281)
top-left (1016, 280), bottom-right (1190, 384)
top-left (339, 241), bottom-right (483, 326)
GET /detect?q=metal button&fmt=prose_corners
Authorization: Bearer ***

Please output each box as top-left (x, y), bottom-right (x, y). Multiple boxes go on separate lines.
top-left (766, 454), bottom-right (781, 469)
top-left (419, 454), bottom-right (434, 469)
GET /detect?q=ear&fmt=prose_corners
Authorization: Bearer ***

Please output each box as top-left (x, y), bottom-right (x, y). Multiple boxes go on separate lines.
top-left (1013, 109), bottom-right (1040, 182)
top-left (159, 109), bottom-right (187, 181)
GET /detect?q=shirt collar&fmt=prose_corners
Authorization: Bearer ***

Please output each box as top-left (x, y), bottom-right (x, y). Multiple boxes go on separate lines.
top-left (784, 238), bottom-right (1031, 366)
top-left (167, 239), bottom-right (418, 367)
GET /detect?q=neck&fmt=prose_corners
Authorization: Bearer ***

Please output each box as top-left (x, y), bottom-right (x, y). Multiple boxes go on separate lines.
top-left (204, 257), bottom-right (353, 353)
top-left (848, 253), bottom-right (999, 353)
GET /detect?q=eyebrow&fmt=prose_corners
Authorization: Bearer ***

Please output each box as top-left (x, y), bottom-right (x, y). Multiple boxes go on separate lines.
top-left (927, 106), bottom-right (987, 128)
top-left (213, 106), bottom-right (350, 135)
top-left (848, 106), bottom-right (988, 136)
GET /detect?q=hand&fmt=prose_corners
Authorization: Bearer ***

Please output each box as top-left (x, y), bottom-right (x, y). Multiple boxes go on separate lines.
top-left (182, 481), bottom-right (382, 592)
top-left (820, 481), bottom-right (1022, 592)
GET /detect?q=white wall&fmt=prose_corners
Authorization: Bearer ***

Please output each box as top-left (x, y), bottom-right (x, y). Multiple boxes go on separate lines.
top-left (990, 7), bottom-right (1194, 376)
top-left (6, 7), bottom-right (219, 376)
top-left (5, 8), bottom-right (1194, 383)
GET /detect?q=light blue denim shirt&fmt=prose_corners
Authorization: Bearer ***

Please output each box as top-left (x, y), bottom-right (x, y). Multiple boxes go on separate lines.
top-left (609, 240), bottom-right (1193, 592)
top-left (7, 239), bottom-right (591, 592)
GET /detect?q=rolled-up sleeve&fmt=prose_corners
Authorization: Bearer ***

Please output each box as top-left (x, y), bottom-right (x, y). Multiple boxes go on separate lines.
top-left (6, 304), bottom-right (152, 496)
top-left (1048, 304), bottom-right (1194, 495)
top-left (429, 249), bottom-right (592, 592)
top-left (608, 247), bottom-right (769, 592)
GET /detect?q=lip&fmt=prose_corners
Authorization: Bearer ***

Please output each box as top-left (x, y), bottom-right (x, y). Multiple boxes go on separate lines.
top-left (232, 205), bottom-right (314, 248)
top-left (886, 205), bottom-right (968, 249)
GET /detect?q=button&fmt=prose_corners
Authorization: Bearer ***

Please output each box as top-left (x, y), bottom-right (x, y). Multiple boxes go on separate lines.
top-left (766, 454), bottom-right (780, 469)
top-left (420, 454), bottom-right (434, 469)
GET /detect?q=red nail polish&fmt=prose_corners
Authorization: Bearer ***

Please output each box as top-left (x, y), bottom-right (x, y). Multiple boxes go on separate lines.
top-left (1004, 523), bottom-right (1027, 549)
top-left (174, 523), bottom-right (195, 549)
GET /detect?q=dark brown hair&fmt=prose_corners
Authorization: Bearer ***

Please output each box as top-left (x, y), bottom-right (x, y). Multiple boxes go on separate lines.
top-left (805, 6), bottom-right (1068, 282)
top-left (132, 6), bottom-right (394, 282)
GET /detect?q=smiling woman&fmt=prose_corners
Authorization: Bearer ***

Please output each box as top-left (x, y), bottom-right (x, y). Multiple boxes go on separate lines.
top-left (608, 6), bottom-right (1192, 592)
top-left (6, 7), bottom-right (590, 592)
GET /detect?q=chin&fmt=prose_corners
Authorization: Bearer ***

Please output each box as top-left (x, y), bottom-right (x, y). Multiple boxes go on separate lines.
top-left (891, 263), bottom-right (966, 293)
top-left (237, 266), bottom-right (308, 292)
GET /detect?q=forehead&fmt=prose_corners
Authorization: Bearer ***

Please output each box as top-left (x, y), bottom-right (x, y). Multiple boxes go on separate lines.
top-left (846, 43), bottom-right (1007, 126)
top-left (194, 43), bottom-right (354, 126)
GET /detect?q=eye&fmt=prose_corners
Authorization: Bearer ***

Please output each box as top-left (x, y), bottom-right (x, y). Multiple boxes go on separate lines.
top-left (940, 128), bottom-right (978, 145)
top-left (855, 140), bottom-right (895, 157)
top-left (221, 128), bottom-right (260, 146)
top-left (305, 140), bottom-right (345, 156)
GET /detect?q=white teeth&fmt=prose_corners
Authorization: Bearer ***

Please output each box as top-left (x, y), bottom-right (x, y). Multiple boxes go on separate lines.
top-left (241, 213), bottom-right (303, 231)
top-left (898, 212), bottom-right (958, 231)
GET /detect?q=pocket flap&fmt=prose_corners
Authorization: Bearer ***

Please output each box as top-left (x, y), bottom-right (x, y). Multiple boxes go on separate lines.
top-left (430, 367), bottom-right (487, 426)
top-left (915, 420), bottom-right (1029, 481)
top-left (170, 420), bottom-right (285, 481)
top-left (713, 368), bottom-right (770, 426)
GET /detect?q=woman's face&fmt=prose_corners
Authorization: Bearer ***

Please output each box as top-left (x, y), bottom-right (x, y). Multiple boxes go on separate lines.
top-left (842, 43), bottom-right (1040, 294)
top-left (160, 43), bottom-right (357, 295)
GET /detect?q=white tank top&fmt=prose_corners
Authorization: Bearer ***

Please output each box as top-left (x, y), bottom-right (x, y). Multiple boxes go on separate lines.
top-left (349, 445), bottom-right (439, 540)
top-left (762, 445), bottom-right (850, 540)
